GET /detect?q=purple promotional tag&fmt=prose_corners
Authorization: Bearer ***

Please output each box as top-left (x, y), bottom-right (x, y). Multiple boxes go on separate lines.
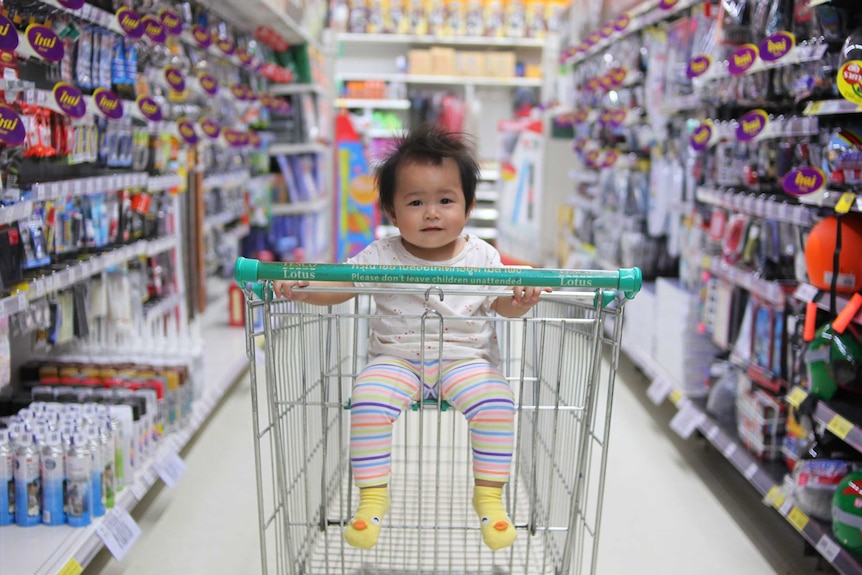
top-left (198, 73), bottom-right (219, 96)
top-left (177, 118), bottom-right (198, 145)
top-left (0, 15), bottom-right (19, 53)
top-left (0, 104), bottom-right (25, 145)
top-left (26, 24), bottom-right (64, 62)
top-left (116, 7), bottom-right (145, 39)
top-left (142, 16), bottom-right (167, 44)
top-left (191, 25), bottom-right (212, 48)
top-left (686, 55), bottom-right (712, 79)
top-left (200, 117), bottom-right (221, 139)
top-left (783, 167), bottom-right (826, 196)
top-left (165, 66), bottom-right (186, 93)
top-left (690, 121), bottom-right (713, 152)
top-left (137, 96), bottom-right (163, 122)
top-left (728, 44), bottom-right (759, 76)
top-left (736, 109), bottom-right (768, 141)
top-left (759, 31), bottom-right (795, 63)
top-left (53, 82), bottom-right (87, 118)
top-left (93, 88), bottom-right (124, 120)
top-left (159, 9), bottom-right (183, 36)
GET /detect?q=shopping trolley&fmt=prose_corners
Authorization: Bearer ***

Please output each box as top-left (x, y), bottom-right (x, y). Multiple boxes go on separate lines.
top-left (234, 258), bottom-right (641, 575)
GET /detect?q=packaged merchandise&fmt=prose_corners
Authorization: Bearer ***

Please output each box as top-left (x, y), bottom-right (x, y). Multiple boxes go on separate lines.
top-left (483, 0), bottom-right (504, 37)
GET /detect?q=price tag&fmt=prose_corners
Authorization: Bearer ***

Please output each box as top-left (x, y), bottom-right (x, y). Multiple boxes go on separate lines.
top-left (669, 390), bottom-right (683, 406)
top-left (17, 292), bottom-right (27, 311)
top-left (792, 284), bottom-right (819, 304)
top-left (827, 414), bottom-right (853, 440)
top-left (779, 497), bottom-right (794, 516)
top-left (95, 507), bottom-right (142, 562)
top-left (722, 442), bottom-right (737, 458)
top-left (765, 485), bottom-right (786, 509)
top-left (670, 402), bottom-right (706, 440)
top-left (806, 101), bottom-right (825, 116)
top-left (706, 426), bottom-right (720, 441)
top-left (153, 452), bottom-right (186, 488)
top-left (786, 387), bottom-right (809, 409)
top-left (788, 506), bottom-right (809, 532)
top-left (835, 192), bottom-right (857, 215)
top-left (130, 479), bottom-right (148, 501)
top-left (816, 535), bottom-right (842, 564)
top-left (744, 462), bottom-right (758, 481)
top-left (647, 376), bottom-right (674, 406)
top-left (58, 558), bottom-right (84, 575)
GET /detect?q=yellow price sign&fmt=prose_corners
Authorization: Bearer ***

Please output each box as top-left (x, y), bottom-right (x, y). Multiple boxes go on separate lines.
top-left (669, 390), bottom-right (683, 406)
top-left (58, 558), bottom-right (83, 575)
top-left (805, 101), bottom-right (825, 115)
top-left (835, 192), bottom-right (857, 215)
top-left (786, 387), bottom-right (808, 409)
top-left (827, 414), bottom-right (854, 440)
top-left (766, 486), bottom-right (786, 509)
top-left (787, 506), bottom-right (810, 533)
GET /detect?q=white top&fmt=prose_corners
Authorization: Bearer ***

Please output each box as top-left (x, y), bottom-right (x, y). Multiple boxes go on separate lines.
top-left (346, 235), bottom-right (502, 364)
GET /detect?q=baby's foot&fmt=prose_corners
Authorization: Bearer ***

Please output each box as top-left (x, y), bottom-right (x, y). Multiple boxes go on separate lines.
top-left (344, 487), bottom-right (390, 549)
top-left (472, 485), bottom-right (517, 551)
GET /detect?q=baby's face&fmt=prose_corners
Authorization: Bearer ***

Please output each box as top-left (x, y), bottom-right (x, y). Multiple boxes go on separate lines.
top-left (388, 159), bottom-right (474, 261)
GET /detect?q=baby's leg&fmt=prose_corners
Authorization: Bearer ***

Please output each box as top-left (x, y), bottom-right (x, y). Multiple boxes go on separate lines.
top-left (440, 359), bottom-right (516, 551)
top-left (346, 356), bottom-right (420, 549)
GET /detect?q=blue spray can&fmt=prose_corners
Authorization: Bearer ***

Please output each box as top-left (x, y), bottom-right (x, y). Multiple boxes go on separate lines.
top-left (41, 432), bottom-right (66, 525)
top-left (86, 427), bottom-right (106, 517)
top-left (65, 434), bottom-right (91, 527)
top-left (0, 430), bottom-right (13, 525)
top-left (14, 434), bottom-right (41, 526)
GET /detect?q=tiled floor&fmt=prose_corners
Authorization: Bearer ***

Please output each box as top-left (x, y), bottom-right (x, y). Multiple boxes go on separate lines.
top-left (87, 355), bottom-right (821, 575)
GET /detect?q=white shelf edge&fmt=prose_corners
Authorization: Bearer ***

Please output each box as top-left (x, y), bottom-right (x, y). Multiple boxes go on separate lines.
top-left (202, 169), bottom-right (251, 190)
top-left (269, 83), bottom-right (329, 96)
top-left (270, 197), bottom-right (329, 215)
top-left (268, 142), bottom-right (328, 156)
top-left (335, 72), bottom-right (542, 87)
top-left (143, 293), bottom-right (184, 321)
top-left (335, 98), bottom-right (411, 110)
top-left (335, 32), bottom-right (546, 49)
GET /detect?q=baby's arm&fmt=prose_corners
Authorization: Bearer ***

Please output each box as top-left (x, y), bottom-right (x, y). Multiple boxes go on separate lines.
top-left (492, 286), bottom-right (551, 318)
top-left (273, 280), bottom-right (356, 306)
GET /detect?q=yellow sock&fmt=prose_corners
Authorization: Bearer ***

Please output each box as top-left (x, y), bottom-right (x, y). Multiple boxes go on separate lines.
top-left (344, 487), bottom-right (390, 549)
top-left (472, 485), bottom-right (517, 551)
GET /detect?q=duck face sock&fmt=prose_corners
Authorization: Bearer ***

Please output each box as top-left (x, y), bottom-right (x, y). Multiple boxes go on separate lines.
top-left (472, 485), bottom-right (517, 551)
top-left (344, 486), bottom-right (391, 549)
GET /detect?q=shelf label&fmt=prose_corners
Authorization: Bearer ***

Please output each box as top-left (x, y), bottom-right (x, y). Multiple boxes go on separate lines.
top-left (816, 535), bottom-right (842, 564)
top-left (58, 558), bottom-right (83, 575)
top-left (837, 60), bottom-right (862, 105)
top-left (706, 426), bottom-right (720, 441)
top-left (670, 402), bottom-right (705, 440)
top-left (647, 376), bottom-right (674, 406)
top-left (136, 96), bottom-right (163, 122)
top-left (191, 25), bottom-right (211, 49)
top-left (765, 485), bottom-right (786, 509)
top-left (744, 462), bottom-right (758, 481)
top-left (154, 452), bottom-right (186, 488)
top-left (669, 390), bottom-right (683, 406)
top-left (736, 109), bottom-right (768, 141)
top-left (0, 104), bottom-right (25, 146)
top-left (164, 66), bottom-right (186, 93)
top-left (827, 414), bottom-right (854, 440)
top-left (95, 507), bottom-right (142, 561)
top-left (783, 167), bottom-right (825, 196)
top-left (159, 9), bottom-right (183, 36)
top-left (177, 118), bottom-right (198, 145)
top-left (786, 387), bottom-right (809, 409)
top-left (793, 283), bottom-right (819, 303)
top-left (130, 478), bottom-right (148, 500)
top-left (26, 24), bottom-right (64, 62)
top-left (198, 73), bottom-right (219, 96)
top-left (690, 121), bottom-right (714, 152)
top-left (835, 192), bottom-right (857, 215)
top-left (115, 7), bottom-right (144, 39)
top-left (0, 14), bottom-right (19, 52)
top-left (759, 31), bottom-right (795, 63)
top-left (93, 88), bottom-right (123, 120)
top-left (216, 37), bottom-right (235, 56)
top-left (142, 16), bottom-right (166, 44)
top-left (53, 82), bottom-right (87, 118)
top-left (722, 442), bottom-right (737, 458)
top-left (729, 44), bottom-right (759, 76)
top-left (788, 506), bottom-right (810, 532)
top-left (687, 55), bottom-right (712, 79)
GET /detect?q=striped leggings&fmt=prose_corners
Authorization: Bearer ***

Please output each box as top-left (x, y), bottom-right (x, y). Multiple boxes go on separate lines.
top-left (350, 356), bottom-right (515, 488)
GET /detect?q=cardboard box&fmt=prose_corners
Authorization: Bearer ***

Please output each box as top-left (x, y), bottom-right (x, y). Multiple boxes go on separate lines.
top-left (486, 51), bottom-right (516, 77)
top-left (455, 51), bottom-right (486, 77)
top-left (430, 47), bottom-right (457, 76)
top-left (408, 49), bottom-right (432, 75)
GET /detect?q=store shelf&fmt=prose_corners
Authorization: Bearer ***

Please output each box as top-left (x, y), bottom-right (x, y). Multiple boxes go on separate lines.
top-left (0, 236), bottom-right (179, 318)
top-left (195, 0), bottom-right (317, 47)
top-left (366, 128), bottom-right (404, 139)
top-left (148, 174), bottom-right (186, 193)
top-left (797, 188), bottom-right (862, 213)
top-left (693, 44), bottom-right (829, 85)
top-left (270, 197), bottom-right (329, 216)
top-left (804, 100), bottom-right (862, 116)
top-left (204, 211), bottom-right (245, 232)
top-left (268, 142), bottom-right (328, 156)
top-left (269, 83), bottom-right (329, 96)
top-left (0, 298), bottom-right (249, 575)
top-left (336, 72), bottom-right (542, 88)
top-left (336, 32), bottom-right (546, 49)
top-left (223, 223), bottom-right (252, 243)
top-left (566, 0), bottom-right (705, 65)
top-left (798, 282), bottom-right (862, 327)
top-left (786, 387), bottom-right (862, 456)
top-left (696, 186), bottom-right (815, 226)
top-left (335, 98), bottom-right (411, 110)
top-left (29, 173), bottom-right (149, 202)
top-left (143, 293), bottom-right (184, 321)
top-left (619, 334), bottom-right (862, 574)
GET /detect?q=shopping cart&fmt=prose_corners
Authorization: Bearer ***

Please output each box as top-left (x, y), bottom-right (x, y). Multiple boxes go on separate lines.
top-left (234, 258), bottom-right (641, 575)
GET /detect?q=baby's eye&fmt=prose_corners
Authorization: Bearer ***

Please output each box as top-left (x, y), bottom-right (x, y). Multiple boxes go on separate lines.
top-left (408, 200), bottom-right (422, 206)
top-left (440, 198), bottom-right (454, 204)
top-left (481, 516), bottom-right (490, 525)
top-left (370, 516), bottom-right (381, 525)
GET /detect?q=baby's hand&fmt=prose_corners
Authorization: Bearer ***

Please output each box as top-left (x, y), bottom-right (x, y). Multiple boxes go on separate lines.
top-left (510, 286), bottom-right (551, 308)
top-left (274, 280), bottom-right (310, 301)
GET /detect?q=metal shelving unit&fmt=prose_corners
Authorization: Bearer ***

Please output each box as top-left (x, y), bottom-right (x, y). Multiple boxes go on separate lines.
top-left (335, 72), bottom-right (543, 88)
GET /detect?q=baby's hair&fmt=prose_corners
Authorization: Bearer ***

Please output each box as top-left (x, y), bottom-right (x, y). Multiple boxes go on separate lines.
top-left (376, 123), bottom-right (480, 216)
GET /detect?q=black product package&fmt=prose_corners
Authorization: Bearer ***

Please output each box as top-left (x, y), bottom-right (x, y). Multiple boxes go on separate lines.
top-left (0, 223), bottom-right (23, 292)
top-left (73, 283), bottom-right (90, 339)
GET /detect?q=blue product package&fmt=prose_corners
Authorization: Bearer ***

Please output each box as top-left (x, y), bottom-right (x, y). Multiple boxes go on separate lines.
top-left (87, 429), bottom-right (106, 517)
top-left (0, 430), bottom-right (13, 525)
top-left (111, 36), bottom-right (126, 87)
top-left (14, 435), bottom-right (41, 527)
top-left (40, 433), bottom-right (65, 525)
top-left (65, 434), bottom-right (91, 527)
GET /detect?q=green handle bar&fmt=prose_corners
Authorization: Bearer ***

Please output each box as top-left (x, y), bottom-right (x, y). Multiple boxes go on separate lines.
top-left (235, 258), bottom-right (641, 300)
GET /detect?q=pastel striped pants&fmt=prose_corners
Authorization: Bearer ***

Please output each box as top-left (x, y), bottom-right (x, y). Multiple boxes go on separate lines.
top-left (350, 355), bottom-right (515, 488)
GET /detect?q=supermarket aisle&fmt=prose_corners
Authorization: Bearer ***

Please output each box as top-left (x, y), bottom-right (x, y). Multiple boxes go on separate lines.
top-left (88, 356), bottom-right (820, 575)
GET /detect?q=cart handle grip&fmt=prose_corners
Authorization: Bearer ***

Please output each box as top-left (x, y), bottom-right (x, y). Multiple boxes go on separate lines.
top-left (235, 258), bottom-right (642, 300)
